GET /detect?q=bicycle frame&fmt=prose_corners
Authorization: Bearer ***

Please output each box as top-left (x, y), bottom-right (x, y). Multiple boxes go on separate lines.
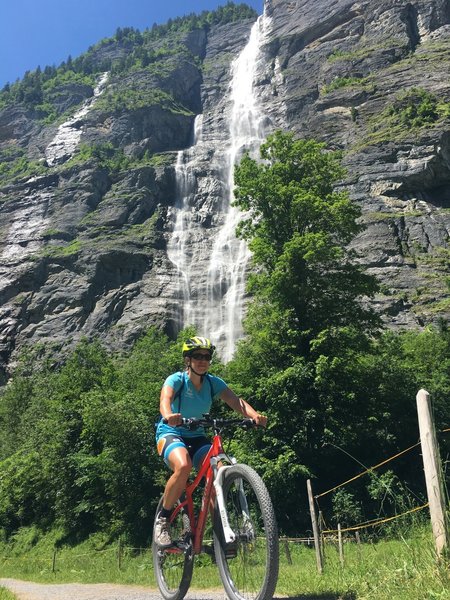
top-left (154, 416), bottom-right (279, 600)
top-left (169, 430), bottom-right (235, 555)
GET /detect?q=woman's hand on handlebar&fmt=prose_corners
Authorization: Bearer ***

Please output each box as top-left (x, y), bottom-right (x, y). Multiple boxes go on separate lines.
top-left (253, 413), bottom-right (267, 428)
top-left (161, 413), bottom-right (266, 431)
top-left (163, 413), bottom-right (182, 426)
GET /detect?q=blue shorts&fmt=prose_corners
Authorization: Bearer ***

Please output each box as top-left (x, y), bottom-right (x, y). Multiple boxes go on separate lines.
top-left (156, 434), bottom-right (211, 470)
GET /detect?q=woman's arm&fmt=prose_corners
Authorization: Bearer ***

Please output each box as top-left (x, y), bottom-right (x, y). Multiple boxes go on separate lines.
top-left (159, 385), bottom-right (182, 426)
top-left (219, 387), bottom-right (267, 427)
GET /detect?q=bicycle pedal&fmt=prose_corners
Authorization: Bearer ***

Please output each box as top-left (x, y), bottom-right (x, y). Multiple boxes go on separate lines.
top-left (224, 543), bottom-right (238, 559)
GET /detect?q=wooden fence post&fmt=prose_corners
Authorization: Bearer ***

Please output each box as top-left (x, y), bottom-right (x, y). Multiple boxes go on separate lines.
top-left (318, 510), bottom-right (325, 564)
top-left (416, 388), bottom-right (449, 558)
top-left (307, 479), bottom-right (323, 573)
top-left (283, 538), bottom-right (293, 565)
top-left (52, 548), bottom-right (57, 573)
top-left (338, 523), bottom-right (344, 567)
top-left (117, 537), bottom-right (123, 570)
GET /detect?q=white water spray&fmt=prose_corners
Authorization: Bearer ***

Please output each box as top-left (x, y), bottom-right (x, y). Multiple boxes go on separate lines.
top-left (167, 14), bottom-right (270, 361)
top-left (45, 72), bottom-right (109, 166)
top-left (167, 115), bottom-right (204, 330)
top-left (205, 16), bottom-right (269, 361)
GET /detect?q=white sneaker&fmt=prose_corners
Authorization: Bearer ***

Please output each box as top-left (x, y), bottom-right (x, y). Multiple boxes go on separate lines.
top-left (154, 515), bottom-right (172, 547)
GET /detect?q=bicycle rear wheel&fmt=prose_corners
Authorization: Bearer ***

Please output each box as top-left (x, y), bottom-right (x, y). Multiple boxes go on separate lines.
top-left (213, 464), bottom-right (279, 600)
top-left (152, 497), bottom-right (194, 600)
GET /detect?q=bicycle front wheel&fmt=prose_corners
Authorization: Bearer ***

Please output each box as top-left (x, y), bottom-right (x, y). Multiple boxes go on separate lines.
top-left (213, 464), bottom-right (279, 600)
top-left (152, 497), bottom-right (194, 600)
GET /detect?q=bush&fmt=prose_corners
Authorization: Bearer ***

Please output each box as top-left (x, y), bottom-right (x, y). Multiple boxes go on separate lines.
top-left (388, 88), bottom-right (439, 128)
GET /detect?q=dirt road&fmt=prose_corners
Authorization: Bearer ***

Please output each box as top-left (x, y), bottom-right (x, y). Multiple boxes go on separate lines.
top-left (0, 579), bottom-right (229, 600)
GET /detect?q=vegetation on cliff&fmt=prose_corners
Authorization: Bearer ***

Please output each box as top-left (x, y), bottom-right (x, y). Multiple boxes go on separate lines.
top-left (0, 2), bottom-right (257, 118)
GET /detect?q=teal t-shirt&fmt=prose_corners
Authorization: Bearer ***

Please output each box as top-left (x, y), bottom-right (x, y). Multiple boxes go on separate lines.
top-left (155, 371), bottom-right (228, 439)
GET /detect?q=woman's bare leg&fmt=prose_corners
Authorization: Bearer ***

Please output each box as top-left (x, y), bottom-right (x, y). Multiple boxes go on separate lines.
top-left (163, 447), bottom-right (192, 510)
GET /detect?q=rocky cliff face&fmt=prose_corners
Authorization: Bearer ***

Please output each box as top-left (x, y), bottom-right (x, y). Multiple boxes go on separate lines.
top-left (0, 0), bottom-right (449, 378)
top-left (0, 14), bottom-right (257, 378)
top-left (259, 0), bottom-right (450, 327)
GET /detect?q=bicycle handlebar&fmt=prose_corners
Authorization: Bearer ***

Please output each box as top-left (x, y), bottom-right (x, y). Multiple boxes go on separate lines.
top-left (162, 413), bottom-right (256, 431)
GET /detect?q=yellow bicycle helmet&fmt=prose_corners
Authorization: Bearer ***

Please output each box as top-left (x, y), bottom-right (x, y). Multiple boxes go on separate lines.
top-left (182, 336), bottom-right (215, 357)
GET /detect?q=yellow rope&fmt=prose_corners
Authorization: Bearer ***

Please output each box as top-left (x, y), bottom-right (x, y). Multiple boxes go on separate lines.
top-left (322, 502), bottom-right (429, 534)
top-left (315, 441), bottom-right (421, 499)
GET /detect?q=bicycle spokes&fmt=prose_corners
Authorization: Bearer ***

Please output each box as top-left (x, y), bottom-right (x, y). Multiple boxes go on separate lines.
top-left (152, 499), bottom-right (194, 600)
top-left (213, 464), bottom-right (279, 600)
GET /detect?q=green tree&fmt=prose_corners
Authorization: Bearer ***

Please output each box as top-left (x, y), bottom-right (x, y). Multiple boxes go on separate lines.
top-left (227, 131), bottom-right (450, 531)
top-left (0, 328), bottom-right (195, 543)
top-left (233, 131), bottom-right (380, 362)
top-left (227, 132), bottom-right (382, 532)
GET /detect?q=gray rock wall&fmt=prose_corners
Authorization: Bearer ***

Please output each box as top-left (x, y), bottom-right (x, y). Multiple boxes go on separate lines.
top-left (260, 0), bottom-right (450, 327)
top-left (0, 1), bottom-right (449, 378)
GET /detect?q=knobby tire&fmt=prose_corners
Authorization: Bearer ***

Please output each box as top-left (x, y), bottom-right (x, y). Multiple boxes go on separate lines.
top-left (213, 464), bottom-right (279, 600)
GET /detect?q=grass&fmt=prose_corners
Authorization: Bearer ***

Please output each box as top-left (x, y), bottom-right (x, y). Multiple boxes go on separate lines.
top-left (326, 38), bottom-right (405, 63)
top-left (363, 211), bottom-right (424, 222)
top-left (321, 76), bottom-right (374, 95)
top-left (94, 86), bottom-right (194, 116)
top-left (0, 526), bottom-right (449, 598)
top-left (0, 589), bottom-right (16, 600)
top-left (349, 85), bottom-right (450, 152)
top-left (0, 153), bottom-right (48, 187)
top-left (41, 240), bottom-right (82, 258)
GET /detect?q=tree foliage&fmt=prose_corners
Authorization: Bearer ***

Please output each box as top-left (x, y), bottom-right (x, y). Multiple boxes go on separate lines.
top-left (233, 131), bottom-right (380, 362)
top-left (0, 331), bottom-right (185, 543)
top-left (226, 132), bottom-right (449, 533)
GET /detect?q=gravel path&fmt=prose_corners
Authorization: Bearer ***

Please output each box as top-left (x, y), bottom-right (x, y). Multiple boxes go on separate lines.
top-left (0, 579), bottom-right (230, 600)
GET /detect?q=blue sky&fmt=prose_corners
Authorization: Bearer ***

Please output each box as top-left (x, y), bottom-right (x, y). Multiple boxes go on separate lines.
top-left (1, 0), bottom-right (264, 88)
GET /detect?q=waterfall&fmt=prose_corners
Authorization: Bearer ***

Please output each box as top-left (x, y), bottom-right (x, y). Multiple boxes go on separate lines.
top-left (205, 16), bottom-right (269, 361)
top-left (45, 72), bottom-right (109, 166)
top-left (166, 115), bottom-right (204, 331)
top-left (167, 14), bottom-right (270, 361)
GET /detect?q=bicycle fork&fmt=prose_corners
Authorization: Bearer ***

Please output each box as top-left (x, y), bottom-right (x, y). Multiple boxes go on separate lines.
top-left (211, 457), bottom-right (254, 544)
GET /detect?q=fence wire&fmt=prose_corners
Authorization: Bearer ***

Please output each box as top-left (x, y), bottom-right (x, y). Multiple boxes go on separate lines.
top-left (314, 441), bottom-right (421, 500)
top-left (322, 502), bottom-right (430, 534)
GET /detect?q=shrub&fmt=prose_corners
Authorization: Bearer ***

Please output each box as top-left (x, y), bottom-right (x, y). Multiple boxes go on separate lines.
top-left (321, 76), bottom-right (370, 94)
top-left (388, 88), bottom-right (439, 128)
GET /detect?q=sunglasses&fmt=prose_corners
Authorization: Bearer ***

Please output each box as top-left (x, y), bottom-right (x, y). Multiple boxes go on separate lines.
top-left (191, 353), bottom-right (212, 361)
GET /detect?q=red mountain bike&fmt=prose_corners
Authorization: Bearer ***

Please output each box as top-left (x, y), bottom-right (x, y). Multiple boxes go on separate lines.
top-left (152, 414), bottom-right (279, 600)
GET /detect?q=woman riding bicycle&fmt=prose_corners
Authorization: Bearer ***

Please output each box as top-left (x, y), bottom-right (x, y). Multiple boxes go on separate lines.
top-left (154, 336), bottom-right (267, 547)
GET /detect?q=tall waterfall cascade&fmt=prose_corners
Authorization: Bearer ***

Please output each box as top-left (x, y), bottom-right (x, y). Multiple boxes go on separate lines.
top-left (167, 13), bottom-right (271, 362)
